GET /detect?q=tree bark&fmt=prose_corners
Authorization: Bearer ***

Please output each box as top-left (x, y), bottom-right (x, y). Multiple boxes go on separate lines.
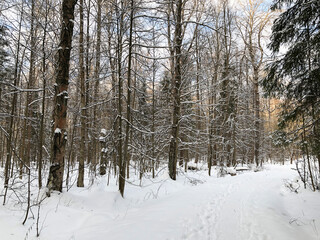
top-left (116, 1), bottom-right (124, 196)
top-left (94, 0), bottom-right (103, 175)
top-left (168, 0), bottom-right (182, 180)
top-left (47, 0), bottom-right (77, 194)
top-left (38, 1), bottom-right (49, 189)
top-left (77, 0), bottom-right (85, 188)
top-left (120, 0), bottom-right (134, 197)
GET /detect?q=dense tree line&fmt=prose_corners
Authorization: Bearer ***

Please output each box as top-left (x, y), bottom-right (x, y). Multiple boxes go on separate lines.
top-left (1, 0), bottom-right (317, 207)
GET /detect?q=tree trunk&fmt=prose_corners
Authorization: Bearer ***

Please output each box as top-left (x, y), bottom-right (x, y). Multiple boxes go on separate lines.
top-left (3, 1), bottom-right (24, 204)
top-left (253, 69), bottom-right (260, 167)
top-left (168, 0), bottom-right (182, 180)
top-left (21, 0), bottom-right (37, 176)
top-left (116, 1), bottom-right (125, 196)
top-left (77, 0), bottom-right (85, 188)
top-left (120, 0), bottom-right (134, 197)
top-left (94, 0), bottom-right (103, 175)
top-left (38, 2), bottom-right (49, 189)
top-left (47, 0), bottom-right (77, 194)
top-left (85, 0), bottom-right (92, 166)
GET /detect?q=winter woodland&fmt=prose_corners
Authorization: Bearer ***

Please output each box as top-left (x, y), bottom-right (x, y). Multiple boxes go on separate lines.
top-left (0, 0), bottom-right (320, 239)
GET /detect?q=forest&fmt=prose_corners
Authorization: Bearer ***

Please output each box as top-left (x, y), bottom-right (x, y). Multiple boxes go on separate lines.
top-left (0, 0), bottom-right (320, 239)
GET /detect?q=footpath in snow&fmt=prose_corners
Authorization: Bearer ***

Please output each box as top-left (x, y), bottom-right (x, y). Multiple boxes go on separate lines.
top-left (1, 164), bottom-right (320, 240)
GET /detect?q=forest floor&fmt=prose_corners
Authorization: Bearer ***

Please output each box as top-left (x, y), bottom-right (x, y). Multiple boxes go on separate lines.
top-left (0, 163), bottom-right (320, 240)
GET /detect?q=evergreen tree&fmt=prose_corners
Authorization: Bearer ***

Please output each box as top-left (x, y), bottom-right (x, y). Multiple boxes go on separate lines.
top-left (264, 0), bottom-right (320, 119)
top-left (263, 0), bottom-right (320, 188)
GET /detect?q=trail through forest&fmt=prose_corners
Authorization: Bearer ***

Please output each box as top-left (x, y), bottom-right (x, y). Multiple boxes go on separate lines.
top-left (1, 0), bottom-right (320, 239)
top-left (1, 164), bottom-right (319, 240)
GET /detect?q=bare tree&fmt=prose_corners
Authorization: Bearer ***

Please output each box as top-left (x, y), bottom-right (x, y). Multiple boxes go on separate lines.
top-left (237, 0), bottom-right (272, 166)
top-left (167, 0), bottom-right (183, 180)
top-left (77, 0), bottom-right (86, 188)
top-left (47, 0), bottom-right (78, 194)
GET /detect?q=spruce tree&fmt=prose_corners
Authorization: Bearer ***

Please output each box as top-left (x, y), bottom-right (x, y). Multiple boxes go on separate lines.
top-left (263, 0), bottom-right (320, 185)
top-left (264, 0), bottom-right (320, 116)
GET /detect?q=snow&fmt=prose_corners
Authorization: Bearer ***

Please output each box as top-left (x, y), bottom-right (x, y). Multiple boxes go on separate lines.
top-left (101, 148), bottom-right (107, 153)
top-left (1, 164), bottom-right (320, 240)
top-left (57, 90), bottom-right (68, 97)
top-left (100, 128), bottom-right (107, 135)
top-left (54, 128), bottom-right (61, 134)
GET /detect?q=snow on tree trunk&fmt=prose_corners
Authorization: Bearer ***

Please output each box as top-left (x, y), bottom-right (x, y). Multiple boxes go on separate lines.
top-left (47, 0), bottom-right (77, 194)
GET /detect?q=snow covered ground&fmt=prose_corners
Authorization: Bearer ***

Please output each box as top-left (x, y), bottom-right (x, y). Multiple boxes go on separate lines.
top-left (1, 164), bottom-right (320, 240)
